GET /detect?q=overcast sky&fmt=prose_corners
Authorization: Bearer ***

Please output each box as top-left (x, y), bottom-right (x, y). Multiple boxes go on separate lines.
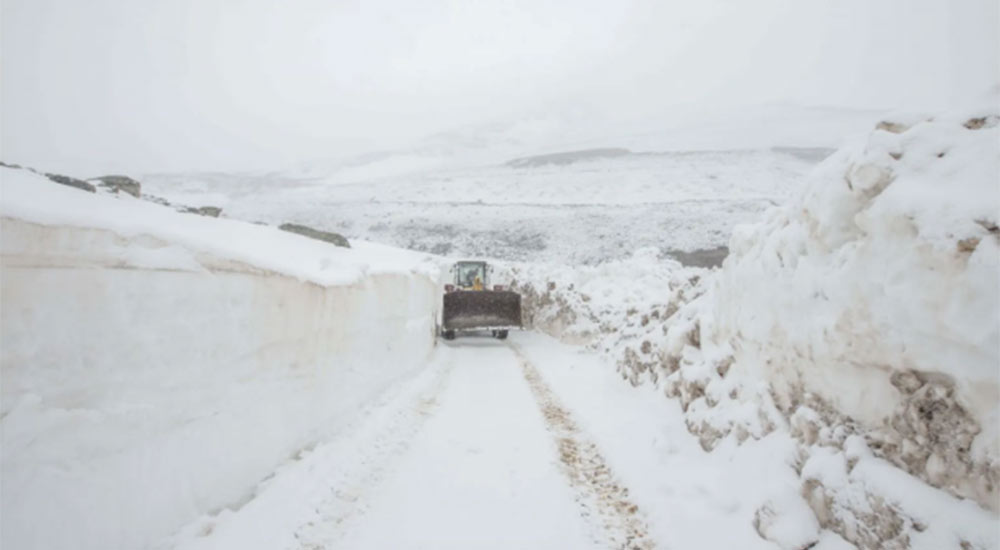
top-left (2, 0), bottom-right (997, 175)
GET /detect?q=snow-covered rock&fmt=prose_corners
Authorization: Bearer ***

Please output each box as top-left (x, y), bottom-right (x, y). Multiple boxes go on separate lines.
top-left (91, 174), bottom-right (142, 197)
top-left (0, 167), bottom-right (441, 550)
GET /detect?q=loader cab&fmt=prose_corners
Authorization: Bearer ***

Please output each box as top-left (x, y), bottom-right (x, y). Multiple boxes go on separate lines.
top-left (452, 261), bottom-right (490, 290)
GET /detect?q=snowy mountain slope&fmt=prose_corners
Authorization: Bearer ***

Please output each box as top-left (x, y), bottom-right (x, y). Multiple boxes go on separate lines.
top-left (138, 103), bottom-right (882, 266)
top-left (142, 147), bottom-right (826, 266)
top-left (0, 167), bottom-right (442, 550)
top-left (507, 104), bottom-right (1000, 549)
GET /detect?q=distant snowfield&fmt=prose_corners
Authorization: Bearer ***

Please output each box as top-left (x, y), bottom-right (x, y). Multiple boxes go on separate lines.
top-left (141, 105), bottom-right (878, 265)
top-left (142, 148), bottom-right (824, 265)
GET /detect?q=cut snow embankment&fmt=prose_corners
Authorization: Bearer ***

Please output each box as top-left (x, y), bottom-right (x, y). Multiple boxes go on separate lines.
top-left (510, 106), bottom-right (1000, 549)
top-left (0, 167), bottom-right (441, 550)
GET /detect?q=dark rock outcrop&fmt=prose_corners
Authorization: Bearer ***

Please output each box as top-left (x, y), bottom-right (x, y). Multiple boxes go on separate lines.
top-left (183, 206), bottom-right (223, 218)
top-left (143, 195), bottom-right (172, 207)
top-left (664, 246), bottom-right (729, 268)
top-left (2, 161), bottom-right (95, 192)
top-left (44, 173), bottom-right (96, 193)
top-left (506, 148), bottom-right (631, 168)
top-left (279, 223), bottom-right (350, 248)
top-left (92, 175), bottom-right (141, 198)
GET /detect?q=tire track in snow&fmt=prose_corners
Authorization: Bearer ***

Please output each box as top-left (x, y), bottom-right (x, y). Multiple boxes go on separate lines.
top-left (511, 345), bottom-right (656, 550)
top-left (292, 352), bottom-right (455, 549)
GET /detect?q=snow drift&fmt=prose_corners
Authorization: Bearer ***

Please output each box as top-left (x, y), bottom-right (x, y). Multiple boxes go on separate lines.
top-left (0, 167), bottom-right (441, 550)
top-left (512, 104), bottom-right (1000, 549)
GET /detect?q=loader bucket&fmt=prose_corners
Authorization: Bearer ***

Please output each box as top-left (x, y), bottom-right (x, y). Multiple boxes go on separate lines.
top-left (443, 290), bottom-right (522, 331)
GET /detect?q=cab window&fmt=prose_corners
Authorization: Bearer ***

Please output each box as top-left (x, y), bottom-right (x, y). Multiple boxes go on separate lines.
top-left (456, 263), bottom-right (485, 287)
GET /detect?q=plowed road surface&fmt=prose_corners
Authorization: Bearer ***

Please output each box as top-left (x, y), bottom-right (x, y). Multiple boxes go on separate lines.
top-left (160, 333), bottom-right (777, 550)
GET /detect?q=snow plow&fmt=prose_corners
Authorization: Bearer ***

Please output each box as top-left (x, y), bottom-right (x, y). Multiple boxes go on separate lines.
top-left (441, 261), bottom-right (521, 340)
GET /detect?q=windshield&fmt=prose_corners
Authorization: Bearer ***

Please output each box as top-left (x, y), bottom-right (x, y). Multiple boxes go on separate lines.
top-left (455, 263), bottom-right (486, 288)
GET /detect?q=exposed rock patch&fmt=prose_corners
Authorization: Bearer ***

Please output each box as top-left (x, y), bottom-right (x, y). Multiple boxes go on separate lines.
top-left (964, 115), bottom-right (999, 130)
top-left (506, 148), bottom-right (631, 168)
top-left (663, 246), bottom-right (729, 268)
top-left (876, 120), bottom-right (912, 134)
top-left (91, 175), bottom-right (141, 198)
top-left (279, 223), bottom-right (350, 248)
top-left (44, 173), bottom-right (96, 193)
top-left (184, 206), bottom-right (223, 218)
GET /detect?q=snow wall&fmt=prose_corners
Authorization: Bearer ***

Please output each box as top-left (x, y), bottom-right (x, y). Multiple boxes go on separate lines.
top-left (702, 108), bottom-right (1000, 506)
top-left (0, 170), bottom-right (440, 550)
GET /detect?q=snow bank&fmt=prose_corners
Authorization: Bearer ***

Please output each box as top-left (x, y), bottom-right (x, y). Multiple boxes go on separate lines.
top-left (504, 249), bottom-right (706, 351)
top-left (512, 104), bottom-right (999, 549)
top-left (0, 167), bottom-right (441, 550)
top-left (702, 105), bottom-right (1000, 505)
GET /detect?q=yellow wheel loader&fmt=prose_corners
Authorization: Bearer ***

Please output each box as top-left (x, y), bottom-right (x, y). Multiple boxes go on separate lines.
top-left (441, 261), bottom-right (522, 340)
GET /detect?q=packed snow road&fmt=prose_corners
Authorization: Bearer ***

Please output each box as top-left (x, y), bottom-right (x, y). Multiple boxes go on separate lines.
top-left (159, 333), bottom-right (777, 550)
